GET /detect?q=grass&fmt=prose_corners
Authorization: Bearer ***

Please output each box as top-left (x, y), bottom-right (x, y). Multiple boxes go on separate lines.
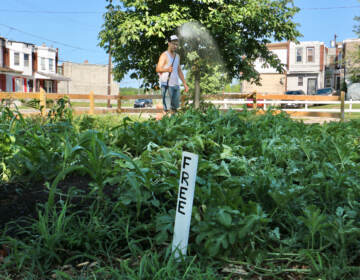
top-left (18, 100), bottom-right (163, 109)
top-left (309, 103), bottom-right (360, 109)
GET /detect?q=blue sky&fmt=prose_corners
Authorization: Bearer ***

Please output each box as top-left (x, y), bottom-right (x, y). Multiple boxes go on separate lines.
top-left (294, 0), bottom-right (359, 44)
top-left (0, 0), bottom-right (359, 87)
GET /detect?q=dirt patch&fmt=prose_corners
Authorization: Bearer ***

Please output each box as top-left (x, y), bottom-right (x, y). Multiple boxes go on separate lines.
top-left (293, 117), bottom-right (340, 124)
top-left (0, 183), bottom-right (48, 232)
top-left (0, 176), bottom-right (95, 236)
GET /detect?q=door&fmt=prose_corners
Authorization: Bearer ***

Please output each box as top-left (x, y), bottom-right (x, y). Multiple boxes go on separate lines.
top-left (14, 78), bottom-right (23, 92)
top-left (336, 77), bottom-right (340, 91)
top-left (44, 80), bottom-right (53, 93)
top-left (307, 78), bottom-right (317, 95)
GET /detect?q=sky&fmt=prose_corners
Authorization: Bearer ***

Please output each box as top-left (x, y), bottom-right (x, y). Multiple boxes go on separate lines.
top-left (0, 0), bottom-right (359, 87)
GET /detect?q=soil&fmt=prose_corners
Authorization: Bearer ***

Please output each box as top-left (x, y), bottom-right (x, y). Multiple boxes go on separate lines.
top-left (0, 176), bottom-right (94, 237)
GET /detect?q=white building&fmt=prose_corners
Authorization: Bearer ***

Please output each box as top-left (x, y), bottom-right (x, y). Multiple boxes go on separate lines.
top-left (287, 41), bottom-right (326, 94)
top-left (0, 37), bottom-right (4, 67)
top-left (33, 44), bottom-right (69, 93)
top-left (4, 40), bottom-right (35, 92)
top-left (242, 42), bottom-right (289, 94)
top-left (0, 38), bottom-right (69, 93)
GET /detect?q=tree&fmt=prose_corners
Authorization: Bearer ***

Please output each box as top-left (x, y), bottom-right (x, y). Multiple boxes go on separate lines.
top-left (99, 0), bottom-right (300, 97)
top-left (186, 64), bottom-right (228, 95)
top-left (345, 47), bottom-right (360, 83)
top-left (351, 13), bottom-right (360, 83)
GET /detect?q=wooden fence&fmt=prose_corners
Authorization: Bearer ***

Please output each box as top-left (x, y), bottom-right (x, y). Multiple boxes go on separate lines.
top-left (0, 89), bottom-right (350, 121)
top-left (0, 89), bottom-right (119, 116)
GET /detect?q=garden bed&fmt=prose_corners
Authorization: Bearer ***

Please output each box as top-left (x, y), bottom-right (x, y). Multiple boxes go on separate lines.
top-left (1, 105), bottom-right (360, 279)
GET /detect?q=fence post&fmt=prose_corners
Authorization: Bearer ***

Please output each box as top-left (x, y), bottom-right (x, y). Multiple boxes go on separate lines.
top-left (117, 93), bottom-right (122, 113)
top-left (349, 98), bottom-right (353, 115)
top-left (89, 91), bottom-right (95, 115)
top-left (340, 91), bottom-right (345, 122)
top-left (39, 87), bottom-right (47, 117)
top-left (253, 91), bottom-right (257, 110)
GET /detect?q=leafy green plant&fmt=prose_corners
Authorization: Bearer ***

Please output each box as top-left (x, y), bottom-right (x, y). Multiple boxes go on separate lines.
top-left (47, 97), bottom-right (73, 123)
top-left (2, 106), bottom-right (360, 279)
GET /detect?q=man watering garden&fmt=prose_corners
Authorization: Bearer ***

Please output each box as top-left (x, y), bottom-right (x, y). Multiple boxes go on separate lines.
top-left (156, 35), bottom-right (189, 113)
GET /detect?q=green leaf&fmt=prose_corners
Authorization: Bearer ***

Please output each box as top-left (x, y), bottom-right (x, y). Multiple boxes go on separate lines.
top-left (217, 210), bottom-right (232, 227)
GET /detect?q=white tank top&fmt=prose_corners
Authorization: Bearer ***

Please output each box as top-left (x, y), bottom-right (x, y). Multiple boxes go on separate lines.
top-left (159, 51), bottom-right (180, 86)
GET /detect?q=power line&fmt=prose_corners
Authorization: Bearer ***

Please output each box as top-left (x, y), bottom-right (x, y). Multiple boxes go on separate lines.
top-left (0, 5), bottom-right (359, 13)
top-left (0, 23), bottom-right (103, 53)
top-left (1, 1), bottom-right (100, 30)
top-left (302, 5), bottom-right (360, 10)
top-left (0, 9), bottom-right (102, 14)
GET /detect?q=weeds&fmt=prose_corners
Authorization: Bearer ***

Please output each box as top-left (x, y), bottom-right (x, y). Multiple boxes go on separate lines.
top-left (1, 107), bottom-right (360, 279)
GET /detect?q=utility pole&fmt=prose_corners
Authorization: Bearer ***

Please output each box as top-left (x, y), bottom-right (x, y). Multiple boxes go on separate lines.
top-left (107, 44), bottom-right (112, 108)
top-left (334, 34), bottom-right (337, 90)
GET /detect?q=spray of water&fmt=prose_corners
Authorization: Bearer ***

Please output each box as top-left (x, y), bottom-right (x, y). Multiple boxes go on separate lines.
top-left (178, 21), bottom-right (224, 69)
top-left (177, 22), bottom-right (227, 107)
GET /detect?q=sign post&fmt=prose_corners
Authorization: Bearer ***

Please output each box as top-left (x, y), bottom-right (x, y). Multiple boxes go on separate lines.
top-left (172, 151), bottom-right (199, 259)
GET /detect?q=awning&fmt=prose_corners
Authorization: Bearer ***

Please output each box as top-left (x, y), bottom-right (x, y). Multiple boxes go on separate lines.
top-left (0, 67), bottom-right (23, 74)
top-left (35, 71), bottom-right (71, 81)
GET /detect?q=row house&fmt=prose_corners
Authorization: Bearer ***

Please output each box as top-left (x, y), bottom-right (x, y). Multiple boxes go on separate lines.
top-left (0, 36), bottom-right (24, 91)
top-left (287, 41), bottom-right (326, 94)
top-left (243, 41), bottom-right (327, 95)
top-left (296, 38), bottom-right (360, 92)
top-left (0, 37), bottom-right (69, 93)
top-left (242, 42), bottom-right (289, 94)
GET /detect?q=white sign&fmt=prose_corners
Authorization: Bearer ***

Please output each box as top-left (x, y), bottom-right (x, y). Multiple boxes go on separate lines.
top-left (172, 151), bottom-right (199, 259)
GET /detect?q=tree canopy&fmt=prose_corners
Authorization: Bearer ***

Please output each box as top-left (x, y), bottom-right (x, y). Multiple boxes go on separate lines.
top-left (351, 11), bottom-right (360, 83)
top-left (99, 0), bottom-right (301, 88)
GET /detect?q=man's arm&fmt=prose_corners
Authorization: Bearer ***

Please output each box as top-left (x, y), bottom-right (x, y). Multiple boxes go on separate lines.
top-left (178, 65), bottom-right (189, 92)
top-left (156, 53), bottom-right (172, 73)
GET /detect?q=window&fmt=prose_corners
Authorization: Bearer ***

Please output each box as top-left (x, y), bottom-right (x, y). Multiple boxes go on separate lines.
top-left (296, 48), bottom-right (303, 63)
top-left (14, 52), bottom-right (20, 66)
top-left (24, 54), bottom-right (29, 67)
top-left (337, 51), bottom-right (343, 68)
top-left (41, 57), bottom-right (46, 70)
top-left (28, 80), bottom-right (33, 92)
top-left (298, 76), bottom-right (303, 86)
top-left (57, 65), bottom-right (63, 75)
top-left (338, 52), bottom-right (342, 62)
top-left (49, 58), bottom-right (54, 72)
top-left (325, 78), bottom-right (332, 88)
top-left (307, 47), bottom-right (315, 63)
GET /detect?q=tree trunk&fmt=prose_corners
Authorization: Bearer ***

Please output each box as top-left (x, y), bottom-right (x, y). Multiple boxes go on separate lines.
top-left (194, 71), bottom-right (200, 109)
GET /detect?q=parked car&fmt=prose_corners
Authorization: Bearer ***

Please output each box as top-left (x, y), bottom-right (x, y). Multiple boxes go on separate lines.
top-left (134, 99), bottom-right (153, 108)
top-left (315, 87), bottom-right (336, 96)
top-left (281, 90), bottom-right (305, 109)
